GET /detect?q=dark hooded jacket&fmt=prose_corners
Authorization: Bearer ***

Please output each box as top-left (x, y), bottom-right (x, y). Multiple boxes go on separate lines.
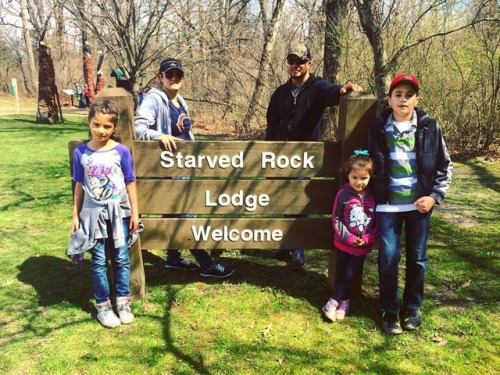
top-left (368, 107), bottom-right (453, 205)
top-left (266, 74), bottom-right (343, 141)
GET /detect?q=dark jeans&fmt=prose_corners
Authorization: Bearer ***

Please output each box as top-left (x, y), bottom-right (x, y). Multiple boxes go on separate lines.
top-left (332, 250), bottom-right (366, 301)
top-left (377, 209), bottom-right (432, 314)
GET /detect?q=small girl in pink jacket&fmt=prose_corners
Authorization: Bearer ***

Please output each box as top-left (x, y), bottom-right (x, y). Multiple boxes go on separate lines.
top-left (323, 151), bottom-right (378, 322)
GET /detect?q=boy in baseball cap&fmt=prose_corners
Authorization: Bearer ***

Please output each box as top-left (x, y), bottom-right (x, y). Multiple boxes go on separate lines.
top-left (369, 73), bottom-right (452, 335)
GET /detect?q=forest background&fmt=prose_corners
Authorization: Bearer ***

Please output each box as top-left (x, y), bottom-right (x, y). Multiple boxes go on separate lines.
top-left (0, 0), bottom-right (498, 156)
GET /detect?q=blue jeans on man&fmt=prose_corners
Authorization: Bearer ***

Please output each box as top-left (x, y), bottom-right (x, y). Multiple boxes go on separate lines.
top-left (377, 209), bottom-right (432, 315)
top-left (91, 218), bottom-right (131, 304)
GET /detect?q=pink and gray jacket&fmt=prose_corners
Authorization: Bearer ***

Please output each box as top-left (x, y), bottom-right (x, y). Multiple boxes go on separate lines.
top-left (332, 183), bottom-right (378, 256)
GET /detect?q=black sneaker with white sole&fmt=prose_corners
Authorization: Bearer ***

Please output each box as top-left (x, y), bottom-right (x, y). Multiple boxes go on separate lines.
top-left (165, 258), bottom-right (198, 271)
top-left (382, 311), bottom-right (403, 335)
top-left (200, 263), bottom-right (234, 278)
top-left (403, 309), bottom-right (422, 330)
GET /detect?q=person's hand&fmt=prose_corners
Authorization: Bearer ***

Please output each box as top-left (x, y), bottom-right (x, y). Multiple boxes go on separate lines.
top-left (340, 81), bottom-right (363, 95)
top-left (157, 134), bottom-right (184, 152)
top-left (414, 196), bottom-right (436, 213)
top-left (352, 237), bottom-right (366, 247)
top-left (129, 213), bottom-right (139, 235)
top-left (71, 216), bottom-right (79, 234)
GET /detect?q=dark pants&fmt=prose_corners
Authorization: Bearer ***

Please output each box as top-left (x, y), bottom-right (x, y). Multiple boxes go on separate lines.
top-left (332, 250), bottom-right (366, 301)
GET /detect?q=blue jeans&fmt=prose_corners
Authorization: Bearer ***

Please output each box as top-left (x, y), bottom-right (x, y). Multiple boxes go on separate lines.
top-left (91, 218), bottom-right (130, 304)
top-left (377, 210), bottom-right (432, 314)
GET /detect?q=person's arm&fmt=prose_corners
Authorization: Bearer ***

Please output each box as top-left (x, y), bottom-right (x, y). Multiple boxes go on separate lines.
top-left (71, 182), bottom-right (84, 234)
top-left (135, 93), bottom-right (164, 141)
top-left (135, 92), bottom-right (184, 151)
top-left (361, 202), bottom-right (379, 246)
top-left (332, 189), bottom-right (358, 246)
top-left (322, 79), bottom-right (362, 107)
top-left (265, 91), bottom-right (279, 141)
top-left (416, 123), bottom-right (453, 213)
top-left (126, 181), bottom-right (139, 234)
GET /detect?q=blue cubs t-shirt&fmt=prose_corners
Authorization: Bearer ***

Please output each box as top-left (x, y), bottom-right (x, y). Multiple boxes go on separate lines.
top-left (169, 101), bottom-right (193, 140)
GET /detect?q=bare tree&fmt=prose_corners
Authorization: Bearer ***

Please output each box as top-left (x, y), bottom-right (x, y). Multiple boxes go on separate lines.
top-left (20, 0), bottom-right (37, 94)
top-left (64, 0), bottom-right (173, 95)
top-left (241, 0), bottom-right (286, 132)
top-left (322, 0), bottom-right (350, 140)
top-left (354, 0), bottom-right (496, 112)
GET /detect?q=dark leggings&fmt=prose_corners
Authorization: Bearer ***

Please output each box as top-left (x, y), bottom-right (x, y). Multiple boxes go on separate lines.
top-left (332, 250), bottom-right (366, 302)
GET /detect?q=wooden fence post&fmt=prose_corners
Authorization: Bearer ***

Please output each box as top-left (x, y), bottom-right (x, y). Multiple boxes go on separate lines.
top-left (329, 91), bottom-right (377, 296)
top-left (95, 88), bottom-right (145, 299)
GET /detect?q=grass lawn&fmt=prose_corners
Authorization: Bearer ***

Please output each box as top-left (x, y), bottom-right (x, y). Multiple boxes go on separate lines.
top-left (0, 113), bottom-right (498, 374)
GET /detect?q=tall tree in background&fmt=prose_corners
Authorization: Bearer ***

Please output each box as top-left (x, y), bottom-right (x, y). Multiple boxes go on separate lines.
top-left (20, 0), bottom-right (37, 95)
top-left (322, 0), bottom-right (349, 140)
top-left (241, 0), bottom-right (286, 132)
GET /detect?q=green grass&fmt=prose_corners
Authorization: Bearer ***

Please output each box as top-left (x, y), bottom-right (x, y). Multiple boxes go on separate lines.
top-left (0, 114), bottom-right (498, 374)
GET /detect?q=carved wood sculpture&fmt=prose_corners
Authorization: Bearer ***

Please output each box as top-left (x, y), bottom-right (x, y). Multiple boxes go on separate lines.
top-left (83, 43), bottom-right (96, 105)
top-left (36, 42), bottom-right (60, 124)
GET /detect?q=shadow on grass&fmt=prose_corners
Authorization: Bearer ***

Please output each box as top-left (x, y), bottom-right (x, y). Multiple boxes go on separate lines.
top-left (463, 160), bottom-right (500, 191)
top-left (17, 255), bottom-right (94, 313)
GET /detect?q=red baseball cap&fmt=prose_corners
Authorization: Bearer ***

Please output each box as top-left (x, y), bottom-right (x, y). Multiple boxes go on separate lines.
top-left (389, 73), bottom-right (419, 94)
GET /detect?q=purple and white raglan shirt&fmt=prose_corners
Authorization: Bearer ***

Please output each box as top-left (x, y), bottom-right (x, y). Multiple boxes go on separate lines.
top-left (68, 143), bottom-right (136, 255)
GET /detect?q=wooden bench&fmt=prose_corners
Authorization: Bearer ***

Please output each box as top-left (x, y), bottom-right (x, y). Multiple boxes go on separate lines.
top-left (69, 88), bottom-right (376, 299)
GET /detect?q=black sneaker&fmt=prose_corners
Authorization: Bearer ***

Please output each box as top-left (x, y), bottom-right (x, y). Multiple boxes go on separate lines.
top-left (382, 311), bottom-right (403, 335)
top-left (291, 252), bottom-right (305, 270)
top-left (200, 263), bottom-right (234, 278)
top-left (403, 309), bottom-right (422, 330)
top-left (165, 258), bottom-right (198, 271)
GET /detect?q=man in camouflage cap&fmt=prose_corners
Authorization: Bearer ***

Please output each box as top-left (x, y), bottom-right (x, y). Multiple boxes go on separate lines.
top-left (265, 42), bottom-right (361, 269)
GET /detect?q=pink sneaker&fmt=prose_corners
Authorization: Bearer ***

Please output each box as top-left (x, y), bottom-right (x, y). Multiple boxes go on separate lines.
top-left (322, 298), bottom-right (339, 322)
top-left (335, 299), bottom-right (350, 321)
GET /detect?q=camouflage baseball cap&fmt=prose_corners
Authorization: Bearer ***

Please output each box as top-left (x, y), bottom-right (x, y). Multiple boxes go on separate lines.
top-left (287, 43), bottom-right (311, 61)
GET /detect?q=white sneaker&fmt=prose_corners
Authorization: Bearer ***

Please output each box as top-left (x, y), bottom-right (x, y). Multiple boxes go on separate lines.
top-left (322, 298), bottom-right (339, 322)
top-left (97, 300), bottom-right (121, 328)
top-left (116, 297), bottom-right (134, 324)
top-left (335, 299), bottom-right (350, 321)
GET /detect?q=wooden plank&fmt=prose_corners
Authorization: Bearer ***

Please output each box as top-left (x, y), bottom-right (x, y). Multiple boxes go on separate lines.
top-left (137, 179), bottom-right (336, 214)
top-left (134, 141), bottom-right (341, 178)
top-left (139, 217), bottom-right (333, 249)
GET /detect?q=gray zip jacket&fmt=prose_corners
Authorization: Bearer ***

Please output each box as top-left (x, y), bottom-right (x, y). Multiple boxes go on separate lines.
top-left (135, 88), bottom-right (194, 141)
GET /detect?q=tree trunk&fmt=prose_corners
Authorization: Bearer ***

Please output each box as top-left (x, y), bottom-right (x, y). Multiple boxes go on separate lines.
top-left (20, 0), bottom-right (37, 96)
top-left (322, 0), bottom-right (349, 141)
top-left (354, 0), bottom-right (390, 113)
top-left (242, 0), bottom-right (285, 132)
